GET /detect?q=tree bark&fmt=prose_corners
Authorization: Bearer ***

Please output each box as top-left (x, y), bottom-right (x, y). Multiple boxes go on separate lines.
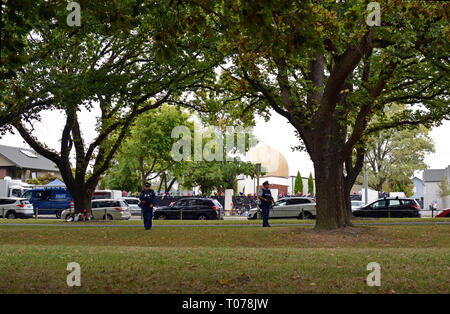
top-left (312, 154), bottom-right (349, 229)
top-left (343, 147), bottom-right (365, 222)
top-left (70, 186), bottom-right (94, 215)
top-left (166, 177), bottom-right (177, 193)
top-left (139, 157), bottom-right (146, 187)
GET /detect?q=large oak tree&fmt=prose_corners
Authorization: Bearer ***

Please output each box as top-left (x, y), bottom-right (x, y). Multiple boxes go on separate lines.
top-left (186, 0), bottom-right (449, 229)
top-left (4, 1), bottom-right (221, 214)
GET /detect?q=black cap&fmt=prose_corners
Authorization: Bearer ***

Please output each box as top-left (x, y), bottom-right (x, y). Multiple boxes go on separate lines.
top-left (144, 182), bottom-right (151, 187)
top-left (263, 181), bottom-right (269, 185)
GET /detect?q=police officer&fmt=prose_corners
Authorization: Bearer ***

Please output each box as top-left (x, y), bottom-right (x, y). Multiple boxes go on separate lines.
top-left (139, 182), bottom-right (156, 230)
top-left (258, 181), bottom-right (275, 227)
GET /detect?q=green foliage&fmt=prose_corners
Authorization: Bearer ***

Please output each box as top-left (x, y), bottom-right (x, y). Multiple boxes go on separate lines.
top-left (180, 126), bottom-right (258, 195)
top-left (439, 177), bottom-right (450, 197)
top-left (1, 0), bottom-right (223, 212)
top-left (294, 171), bottom-right (303, 195)
top-left (387, 180), bottom-right (414, 197)
top-left (101, 106), bottom-right (258, 194)
top-left (26, 173), bottom-right (62, 186)
top-left (308, 173), bottom-right (314, 195)
top-left (101, 105), bottom-right (193, 191)
top-left (362, 104), bottom-right (435, 192)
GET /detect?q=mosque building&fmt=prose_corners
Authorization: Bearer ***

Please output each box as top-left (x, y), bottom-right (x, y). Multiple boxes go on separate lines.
top-left (236, 144), bottom-right (314, 196)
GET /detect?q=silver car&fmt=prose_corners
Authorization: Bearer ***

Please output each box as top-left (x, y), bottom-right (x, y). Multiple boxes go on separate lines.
top-left (0, 197), bottom-right (34, 219)
top-left (351, 200), bottom-right (365, 211)
top-left (62, 199), bottom-right (131, 220)
top-left (248, 197), bottom-right (316, 219)
top-left (121, 197), bottom-right (141, 216)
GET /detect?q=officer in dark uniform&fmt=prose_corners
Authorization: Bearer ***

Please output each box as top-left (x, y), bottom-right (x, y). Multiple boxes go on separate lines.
top-left (258, 181), bottom-right (275, 227)
top-left (139, 182), bottom-right (156, 230)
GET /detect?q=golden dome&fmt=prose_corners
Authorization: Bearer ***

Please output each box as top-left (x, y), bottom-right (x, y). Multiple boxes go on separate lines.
top-left (249, 144), bottom-right (289, 177)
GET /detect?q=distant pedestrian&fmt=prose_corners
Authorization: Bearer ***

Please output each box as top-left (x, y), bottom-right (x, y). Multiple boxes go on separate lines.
top-left (258, 181), bottom-right (275, 227)
top-left (139, 182), bottom-right (156, 230)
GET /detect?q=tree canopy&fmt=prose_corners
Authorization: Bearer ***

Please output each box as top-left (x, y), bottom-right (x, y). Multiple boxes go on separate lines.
top-left (1, 1), bottom-right (448, 229)
top-left (362, 104), bottom-right (435, 193)
top-left (184, 0), bottom-right (449, 228)
top-left (2, 0), bottom-right (221, 212)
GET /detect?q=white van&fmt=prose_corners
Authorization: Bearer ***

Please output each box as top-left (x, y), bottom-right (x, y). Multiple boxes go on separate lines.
top-left (92, 190), bottom-right (123, 200)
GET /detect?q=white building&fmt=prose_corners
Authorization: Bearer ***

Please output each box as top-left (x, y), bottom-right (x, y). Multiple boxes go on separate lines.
top-left (423, 165), bottom-right (450, 210)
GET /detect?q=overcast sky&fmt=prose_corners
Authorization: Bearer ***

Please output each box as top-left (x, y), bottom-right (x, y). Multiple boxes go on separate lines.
top-left (0, 108), bottom-right (448, 179)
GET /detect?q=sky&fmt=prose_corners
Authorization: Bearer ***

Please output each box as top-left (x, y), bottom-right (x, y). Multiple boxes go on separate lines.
top-left (0, 107), bottom-right (449, 179)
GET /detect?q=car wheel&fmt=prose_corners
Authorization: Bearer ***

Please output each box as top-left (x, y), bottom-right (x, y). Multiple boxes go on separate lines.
top-left (156, 214), bottom-right (167, 220)
top-left (197, 214), bottom-right (208, 220)
top-left (6, 211), bottom-right (17, 219)
top-left (298, 211), bottom-right (313, 219)
top-left (400, 214), bottom-right (411, 218)
top-left (103, 214), bottom-right (113, 220)
top-left (56, 210), bottom-right (62, 219)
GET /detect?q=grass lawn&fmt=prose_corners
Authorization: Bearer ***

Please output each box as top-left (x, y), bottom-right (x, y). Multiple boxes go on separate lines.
top-left (0, 224), bottom-right (448, 293)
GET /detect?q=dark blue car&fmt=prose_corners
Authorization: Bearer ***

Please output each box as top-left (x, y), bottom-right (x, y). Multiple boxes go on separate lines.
top-left (22, 187), bottom-right (73, 218)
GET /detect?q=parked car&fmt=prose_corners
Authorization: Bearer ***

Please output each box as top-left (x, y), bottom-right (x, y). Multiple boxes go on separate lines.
top-left (61, 199), bottom-right (131, 220)
top-left (352, 197), bottom-right (421, 218)
top-left (121, 197), bottom-right (141, 216)
top-left (351, 200), bottom-right (365, 211)
top-left (0, 197), bottom-right (34, 219)
top-left (436, 208), bottom-right (450, 218)
top-left (247, 197), bottom-right (316, 219)
top-left (154, 198), bottom-right (224, 220)
top-left (22, 187), bottom-right (72, 219)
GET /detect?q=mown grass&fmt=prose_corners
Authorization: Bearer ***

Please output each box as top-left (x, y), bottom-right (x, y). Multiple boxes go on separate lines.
top-left (0, 245), bottom-right (448, 294)
top-left (0, 225), bottom-right (449, 248)
top-left (0, 225), bottom-right (448, 293)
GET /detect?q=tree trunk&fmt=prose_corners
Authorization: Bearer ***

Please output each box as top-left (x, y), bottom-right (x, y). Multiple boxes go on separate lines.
top-left (343, 183), bottom-right (354, 224)
top-left (376, 178), bottom-right (385, 194)
top-left (157, 173), bottom-right (165, 194)
top-left (166, 177), bottom-right (177, 193)
top-left (343, 148), bottom-right (365, 223)
top-left (71, 187), bottom-right (93, 215)
top-left (313, 158), bottom-right (349, 229)
top-left (139, 157), bottom-right (146, 187)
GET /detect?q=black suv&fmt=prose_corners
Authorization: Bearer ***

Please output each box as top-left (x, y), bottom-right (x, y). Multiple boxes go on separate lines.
top-left (353, 197), bottom-right (421, 218)
top-left (154, 198), bottom-right (224, 220)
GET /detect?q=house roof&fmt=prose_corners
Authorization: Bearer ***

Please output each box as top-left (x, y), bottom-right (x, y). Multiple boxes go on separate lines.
top-left (0, 144), bottom-right (59, 172)
top-left (423, 169), bottom-right (445, 182)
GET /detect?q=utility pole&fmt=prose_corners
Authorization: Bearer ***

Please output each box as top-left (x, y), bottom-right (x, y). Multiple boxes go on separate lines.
top-left (256, 163), bottom-right (261, 219)
top-left (364, 155), bottom-right (368, 205)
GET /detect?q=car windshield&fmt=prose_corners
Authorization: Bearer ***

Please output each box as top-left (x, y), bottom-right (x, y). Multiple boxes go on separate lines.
top-left (119, 200), bottom-right (128, 207)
